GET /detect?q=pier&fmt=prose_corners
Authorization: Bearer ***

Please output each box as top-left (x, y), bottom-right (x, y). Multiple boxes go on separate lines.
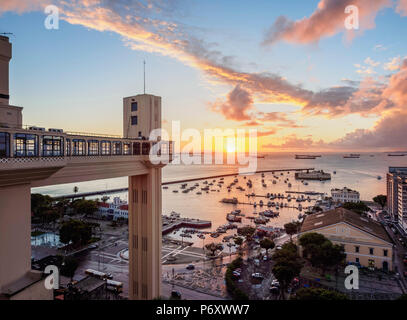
top-left (51, 168), bottom-right (315, 200)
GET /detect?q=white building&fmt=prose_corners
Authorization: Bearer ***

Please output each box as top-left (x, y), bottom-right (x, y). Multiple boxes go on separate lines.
top-left (331, 187), bottom-right (360, 203)
top-left (98, 197), bottom-right (129, 221)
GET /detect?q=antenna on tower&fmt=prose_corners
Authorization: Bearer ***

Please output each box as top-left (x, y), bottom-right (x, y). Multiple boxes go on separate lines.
top-left (143, 59), bottom-right (146, 94)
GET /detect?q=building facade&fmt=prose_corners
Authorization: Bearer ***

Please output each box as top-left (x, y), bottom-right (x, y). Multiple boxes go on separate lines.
top-left (331, 187), bottom-right (360, 203)
top-left (299, 208), bottom-right (394, 271)
top-left (98, 197), bottom-right (129, 221)
top-left (386, 167), bottom-right (407, 222)
top-left (397, 176), bottom-right (407, 233)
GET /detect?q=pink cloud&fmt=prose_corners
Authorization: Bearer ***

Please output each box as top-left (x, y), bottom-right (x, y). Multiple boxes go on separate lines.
top-left (396, 0), bottom-right (407, 16)
top-left (263, 0), bottom-right (392, 45)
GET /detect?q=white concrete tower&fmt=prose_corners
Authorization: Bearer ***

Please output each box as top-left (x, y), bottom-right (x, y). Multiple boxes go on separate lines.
top-left (0, 36), bottom-right (22, 128)
top-left (123, 94), bottom-right (162, 139)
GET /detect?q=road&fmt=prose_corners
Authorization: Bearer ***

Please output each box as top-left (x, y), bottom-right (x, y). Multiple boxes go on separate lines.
top-left (376, 211), bottom-right (407, 293)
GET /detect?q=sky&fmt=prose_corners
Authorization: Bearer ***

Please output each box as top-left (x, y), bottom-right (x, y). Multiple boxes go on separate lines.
top-left (1, 0), bottom-right (407, 152)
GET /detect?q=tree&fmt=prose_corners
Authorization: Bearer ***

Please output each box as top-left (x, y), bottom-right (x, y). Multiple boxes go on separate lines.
top-left (259, 238), bottom-right (275, 256)
top-left (31, 193), bottom-right (54, 216)
top-left (342, 201), bottom-right (370, 215)
top-left (284, 221), bottom-right (301, 241)
top-left (299, 233), bottom-right (345, 275)
top-left (60, 219), bottom-right (93, 247)
top-left (60, 256), bottom-right (79, 281)
top-left (373, 195), bottom-right (387, 210)
top-left (234, 237), bottom-right (244, 255)
top-left (71, 199), bottom-right (98, 216)
top-left (205, 242), bottom-right (223, 257)
top-left (292, 287), bottom-right (348, 300)
top-left (272, 244), bottom-right (303, 300)
top-left (101, 195), bottom-right (109, 203)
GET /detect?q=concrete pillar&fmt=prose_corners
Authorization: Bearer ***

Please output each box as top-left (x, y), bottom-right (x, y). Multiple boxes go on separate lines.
top-left (0, 184), bottom-right (31, 289)
top-left (128, 167), bottom-right (162, 300)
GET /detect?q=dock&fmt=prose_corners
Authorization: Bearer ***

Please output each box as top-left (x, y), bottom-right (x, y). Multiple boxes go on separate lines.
top-left (52, 168), bottom-right (315, 200)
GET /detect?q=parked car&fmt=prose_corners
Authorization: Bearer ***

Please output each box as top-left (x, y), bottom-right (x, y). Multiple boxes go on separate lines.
top-left (186, 264), bottom-right (195, 270)
top-left (276, 246), bottom-right (282, 250)
top-left (254, 259), bottom-right (260, 266)
top-left (263, 255), bottom-right (268, 261)
top-left (251, 272), bottom-right (264, 280)
top-left (271, 279), bottom-right (280, 287)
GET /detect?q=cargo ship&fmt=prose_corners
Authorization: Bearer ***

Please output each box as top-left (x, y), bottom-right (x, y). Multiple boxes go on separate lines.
top-left (343, 154), bottom-right (360, 158)
top-left (295, 155), bottom-right (317, 159)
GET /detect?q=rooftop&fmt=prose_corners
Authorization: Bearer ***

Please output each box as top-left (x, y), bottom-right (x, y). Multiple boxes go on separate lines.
top-left (300, 208), bottom-right (392, 243)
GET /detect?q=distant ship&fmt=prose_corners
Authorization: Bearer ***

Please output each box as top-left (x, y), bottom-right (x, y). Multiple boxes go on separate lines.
top-left (388, 153), bottom-right (406, 157)
top-left (344, 154), bottom-right (360, 158)
top-left (295, 155), bottom-right (317, 159)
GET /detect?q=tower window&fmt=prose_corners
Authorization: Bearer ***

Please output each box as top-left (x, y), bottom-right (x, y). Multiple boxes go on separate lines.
top-left (131, 116), bottom-right (138, 125)
top-left (131, 102), bottom-right (138, 112)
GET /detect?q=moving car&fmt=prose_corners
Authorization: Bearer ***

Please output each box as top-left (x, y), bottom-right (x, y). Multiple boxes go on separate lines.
top-left (186, 264), bottom-right (195, 270)
top-left (171, 291), bottom-right (182, 299)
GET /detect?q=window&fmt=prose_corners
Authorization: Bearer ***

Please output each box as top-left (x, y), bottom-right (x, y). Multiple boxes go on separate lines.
top-left (383, 249), bottom-right (388, 257)
top-left (355, 246), bottom-right (360, 253)
top-left (101, 141), bottom-right (111, 155)
top-left (369, 248), bottom-right (374, 255)
top-left (355, 258), bottom-right (360, 263)
top-left (131, 116), bottom-right (138, 125)
top-left (0, 132), bottom-right (10, 157)
top-left (14, 133), bottom-right (38, 157)
top-left (142, 142), bottom-right (150, 155)
top-left (88, 140), bottom-right (99, 155)
top-left (66, 138), bottom-right (71, 156)
top-left (123, 143), bottom-right (131, 155)
top-left (131, 102), bottom-right (138, 112)
top-left (112, 141), bottom-right (122, 155)
top-left (42, 136), bottom-right (64, 156)
top-left (133, 142), bottom-right (141, 155)
top-left (72, 139), bottom-right (86, 156)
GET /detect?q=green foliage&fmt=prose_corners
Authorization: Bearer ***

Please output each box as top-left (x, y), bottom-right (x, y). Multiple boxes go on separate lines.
top-left (299, 233), bottom-right (346, 274)
top-left (60, 256), bottom-right (79, 279)
top-left (205, 242), bottom-right (223, 256)
top-left (272, 242), bottom-right (303, 299)
top-left (234, 237), bottom-right (243, 247)
top-left (342, 201), bottom-right (370, 214)
top-left (59, 219), bottom-right (93, 247)
top-left (284, 222), bottom-right (301, 240)
top-left (373, 195), bottom-right (387, 209)
top-left (31, 194), bottom-right (59, 223)
top-left (292, 287), bottom-right (348, 300)
top-left (237, 226), bottom-right (256, 241)
top-left (71, 199), bottom-right (98, 216)
top-left (259, 238), bottom-right (275, 251)
top-left (224, 257), bottom-right (249, 300)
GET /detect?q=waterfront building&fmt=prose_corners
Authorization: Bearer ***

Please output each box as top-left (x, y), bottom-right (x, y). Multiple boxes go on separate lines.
top-left (98, 197), bottom-right (129, 221)
top-left (386, 167), bottom-right (407, 222)
top-left (397, 177), bottom-right (407, 233)
top-left (0, 36), bottom-right (172, 299)
top-left (299, 208), bottom-right (394, 271)
top-left (331, 187), bottom-right (360, 203)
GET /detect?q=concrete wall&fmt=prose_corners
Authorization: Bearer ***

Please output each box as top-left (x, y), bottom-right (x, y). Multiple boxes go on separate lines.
top-left (0, 184), bottom-right (31, 289)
